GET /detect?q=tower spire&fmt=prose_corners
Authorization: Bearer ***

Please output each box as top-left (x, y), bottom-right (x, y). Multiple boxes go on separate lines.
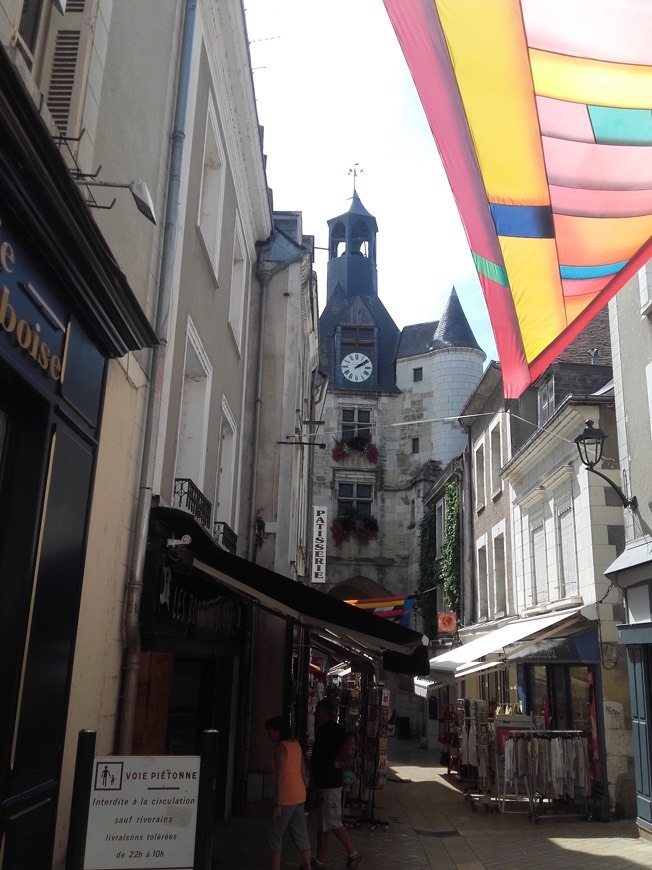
top-left (348, 162), bottom-right (363, 194)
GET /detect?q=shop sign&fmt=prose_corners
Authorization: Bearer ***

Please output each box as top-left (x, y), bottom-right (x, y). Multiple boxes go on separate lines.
top-left (0, 219), bottom-right (67, 383)
top-left (84, 756), bottom-right (200, 870)
top-left (312, 506), bottom-right (327, 583)
top-left (157, 566), bottom-right (241, 640)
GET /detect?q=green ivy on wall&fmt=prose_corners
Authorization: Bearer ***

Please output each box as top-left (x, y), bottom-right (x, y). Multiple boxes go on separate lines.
top-left (418, 479), bottom-right (461, 637)
top-left (440, 481), bottom-right (460, 613)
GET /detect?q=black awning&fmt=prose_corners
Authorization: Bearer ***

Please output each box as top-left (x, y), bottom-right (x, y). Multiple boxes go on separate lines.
top-left (150, 506), bottom-right (428, 674)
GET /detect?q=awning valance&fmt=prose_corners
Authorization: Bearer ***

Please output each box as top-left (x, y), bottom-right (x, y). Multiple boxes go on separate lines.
top-left (150, 506), bottom-right (429, 675)
top-left (429, 608), bottom-right (588, 679)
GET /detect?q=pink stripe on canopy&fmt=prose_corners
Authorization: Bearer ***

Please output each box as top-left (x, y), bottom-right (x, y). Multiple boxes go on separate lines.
top-left (561, 277), bottom-right (610, 298)
top-left (536, 96), bottom-right (595, 144)
top-left (543, 138), bottom-right (652, 190)
top-left (523, 0), bottom-right (652, 64)
top-left (550, 185), bottom-right (652, 218)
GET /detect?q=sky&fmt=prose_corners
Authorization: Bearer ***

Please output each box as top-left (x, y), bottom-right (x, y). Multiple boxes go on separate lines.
top-left (244, 0), bottom-right (498, 362)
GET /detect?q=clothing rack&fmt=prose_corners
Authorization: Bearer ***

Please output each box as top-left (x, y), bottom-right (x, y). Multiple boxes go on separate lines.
top-left (503, 729), bottom-right (592, 822)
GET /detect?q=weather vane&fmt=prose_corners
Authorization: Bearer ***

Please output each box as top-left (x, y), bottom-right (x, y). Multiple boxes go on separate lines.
top-left (348, 163), bottom-right (363, 193)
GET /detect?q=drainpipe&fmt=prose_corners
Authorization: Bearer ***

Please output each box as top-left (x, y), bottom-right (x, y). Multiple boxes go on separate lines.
top-left (247, 248), bottom-right (306, 560)
top-left (237, 243), bottom-right (308, 806)
top-left (118, 0), bottom-right (196, 755)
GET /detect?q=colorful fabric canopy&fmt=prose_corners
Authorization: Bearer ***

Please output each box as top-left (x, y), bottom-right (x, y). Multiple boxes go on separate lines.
top-left (345, 595), bottom-right (416, 627)
top-left (383, 0), bottom-right (652, 398)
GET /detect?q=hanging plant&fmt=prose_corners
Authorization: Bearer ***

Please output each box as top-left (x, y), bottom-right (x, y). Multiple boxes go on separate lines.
top-left (332, 437), bottom-right (379, 464)
top-left (364, 442), bottom-right (379, 464)
top-left (332, 440), bottom-right (351, 462)
top-left (331, 509), bottom-right (379, 546)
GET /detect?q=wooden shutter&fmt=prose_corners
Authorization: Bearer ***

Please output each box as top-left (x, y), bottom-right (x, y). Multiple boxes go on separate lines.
top-left (39, 0), bottom-right (94, 139)
top-left (558, 504), bottom-right (578, 598)
top-left (532, 520), bottom-right (547, 605)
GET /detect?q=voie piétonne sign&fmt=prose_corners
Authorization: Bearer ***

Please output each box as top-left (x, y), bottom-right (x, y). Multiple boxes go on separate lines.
top-left (84, 756), bottom-right (200, 870)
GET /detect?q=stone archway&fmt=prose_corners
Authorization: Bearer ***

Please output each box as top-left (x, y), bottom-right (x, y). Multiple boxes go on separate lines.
top-left (328, 575), bottom-right (390, 601)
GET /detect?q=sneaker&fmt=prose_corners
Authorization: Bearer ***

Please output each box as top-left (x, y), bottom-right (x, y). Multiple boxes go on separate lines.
top-left (346, 854), bottom-right (362, 869)
top-left (310, 861), bottom-right (327, 870)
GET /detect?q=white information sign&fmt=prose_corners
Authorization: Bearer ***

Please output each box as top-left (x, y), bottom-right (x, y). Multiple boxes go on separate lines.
top-left (312, 506), bottom-right (327, 583)
top-left (84, 756), bottom-right (200, 870)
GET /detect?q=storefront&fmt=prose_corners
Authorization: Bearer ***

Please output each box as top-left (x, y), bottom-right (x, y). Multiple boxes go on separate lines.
top-left (145, 505), bottom-right (429, 820)
top-left (605, 542), bottom-right (652, 832)
top-left (509, 628), bottom-right (608, 820)
top-left (427, 608), bottom-right (611, 818)
top-left (0, 48), bottom-right (155, 868)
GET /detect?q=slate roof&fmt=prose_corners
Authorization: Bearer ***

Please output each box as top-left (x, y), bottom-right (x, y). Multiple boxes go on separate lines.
top-left (327, 190), bottom-right (378, 231)
top-left (319, 288), bottom-right (401, 393)
top-left (397, 322), bottom-right (438, 358)
top-left (431, 287), bottom-right (483, 352)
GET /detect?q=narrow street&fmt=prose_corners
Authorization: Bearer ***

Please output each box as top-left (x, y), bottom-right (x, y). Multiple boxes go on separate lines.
top-left (213, 738), bottom-right (652, 869)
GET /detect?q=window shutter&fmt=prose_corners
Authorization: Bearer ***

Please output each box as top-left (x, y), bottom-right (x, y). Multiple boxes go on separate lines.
top-left (532, 521), bottom-right (547, 604)
top-left (558, 505), bottom-right (578, 598)
top-left (40, 0), bottom-right (93, 139)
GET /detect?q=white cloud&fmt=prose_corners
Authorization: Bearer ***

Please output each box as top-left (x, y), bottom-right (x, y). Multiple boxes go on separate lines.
top-left (245, 0), bottom-right (497, 359)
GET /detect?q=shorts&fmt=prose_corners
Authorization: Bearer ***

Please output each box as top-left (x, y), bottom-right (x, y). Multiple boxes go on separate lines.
top-left (316, 786), bottom-right (343, 833)
top-left (267, 803), bottom-right (310, 853)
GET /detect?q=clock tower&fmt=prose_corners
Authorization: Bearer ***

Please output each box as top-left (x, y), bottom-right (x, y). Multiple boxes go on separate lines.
top-left (319, 191), bottom-right (400, 393)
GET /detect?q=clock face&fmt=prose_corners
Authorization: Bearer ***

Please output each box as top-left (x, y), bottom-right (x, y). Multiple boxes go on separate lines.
top-left (341, 352), bottom-right (373, 382)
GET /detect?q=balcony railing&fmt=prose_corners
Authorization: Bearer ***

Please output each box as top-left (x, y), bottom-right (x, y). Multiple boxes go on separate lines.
top-left (213, 521), bottom-right (238, 554)
top-left (173, 478), bottom-right (212, 530)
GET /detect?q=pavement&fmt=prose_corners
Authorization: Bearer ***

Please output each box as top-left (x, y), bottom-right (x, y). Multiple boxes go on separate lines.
top-left (212, 738), bottom-right (652, 869)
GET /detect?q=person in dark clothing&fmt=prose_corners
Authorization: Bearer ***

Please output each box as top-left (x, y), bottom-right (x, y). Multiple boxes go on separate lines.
top-left (310, 699), bottom-right (362, 870)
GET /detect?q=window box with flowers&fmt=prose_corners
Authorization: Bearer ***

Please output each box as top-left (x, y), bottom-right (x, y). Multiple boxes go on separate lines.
top-left (331, 437), bottom-right (379, 465)
top-left (331, 508), bottom-right (379, 546)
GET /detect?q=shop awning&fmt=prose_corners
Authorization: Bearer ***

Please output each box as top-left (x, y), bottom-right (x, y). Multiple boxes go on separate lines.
top-left (150, 506), bottom-right (429, 675)
top-left (428, 608), bottom-right (588, 679)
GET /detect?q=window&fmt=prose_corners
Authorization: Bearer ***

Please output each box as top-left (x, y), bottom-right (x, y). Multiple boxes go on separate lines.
top-left (337, 481), bottom-right (373, 517)
top-left (538, 378), bottom-right (554, 425)
top-left (214, 398), bottom-right (237, 528)
top-left (228, 219), bottom-right (248, 351)
top-left (639, 263), bottom-right (652, 316)
top-left (490, 424), bottom-right (502, 496)
top-left (557, 502), bottom-right (578, 598)
top-left (475, 444), bottom-right (485, 510)
top-left (175, 319), bottom-right (212, 489)
top-left (341, 325), bottom-right (374, 354)
top-left (342, 407), bottom-right (371, 444)
top-left (411, 437), bottom-right (419, 454)
top-left (198, 100), bottom-right (226, 275)
top-left (413, 367), bottom-right (423, 382)
top-left (477, 543), bottom-right (488, 620)
top-left (493, 532), bottom-right (506, 616)
top-left (531, 518), bottom-right (548, 605)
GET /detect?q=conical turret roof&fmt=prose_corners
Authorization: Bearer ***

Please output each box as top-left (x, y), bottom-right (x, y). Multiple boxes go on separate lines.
top-left (432, 287), bottom-right (483, 351)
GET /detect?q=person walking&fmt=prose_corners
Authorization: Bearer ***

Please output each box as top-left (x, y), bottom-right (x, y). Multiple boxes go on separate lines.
top-left (266, 715), bottom-right (312, 870)
top-left (310, 699), bottom-right (362, 869)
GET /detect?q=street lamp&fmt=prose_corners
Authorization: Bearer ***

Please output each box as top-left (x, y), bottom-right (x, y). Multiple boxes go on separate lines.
top-left (574, 420), bottom-right (636, 509)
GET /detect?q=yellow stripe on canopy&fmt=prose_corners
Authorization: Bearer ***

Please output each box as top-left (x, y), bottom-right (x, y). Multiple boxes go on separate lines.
top-left (498, 236), bottom-right (567, 362)
top-left (436, 0), bottom-right (549, 204)
top-left (531, 49), bottom-right (652, 109)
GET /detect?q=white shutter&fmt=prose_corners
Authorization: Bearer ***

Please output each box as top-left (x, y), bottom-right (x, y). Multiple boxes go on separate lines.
top-left (532, 521), bottom-right (548, 605)
top-left (558, 505), bottom-right (578, 598)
